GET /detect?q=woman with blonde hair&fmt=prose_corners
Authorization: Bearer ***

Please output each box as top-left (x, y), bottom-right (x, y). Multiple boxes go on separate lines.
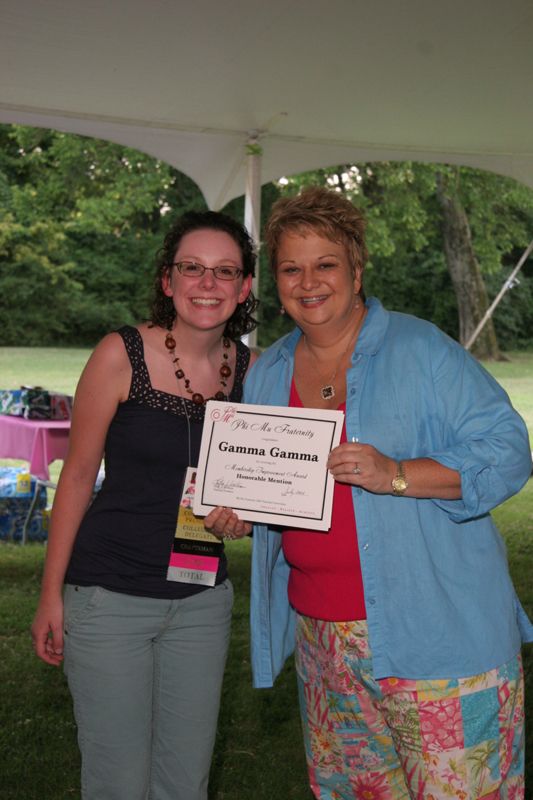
top-left (217, 187), bottom-right (532, 798)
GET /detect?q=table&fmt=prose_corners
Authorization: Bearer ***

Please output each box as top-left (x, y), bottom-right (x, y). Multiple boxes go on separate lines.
top-left (0, 415), bottom-right (70, 480)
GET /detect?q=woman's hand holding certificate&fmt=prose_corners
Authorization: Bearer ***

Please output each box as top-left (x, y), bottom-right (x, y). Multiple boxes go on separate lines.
top-left (204, 506), bottom-right (252, 541)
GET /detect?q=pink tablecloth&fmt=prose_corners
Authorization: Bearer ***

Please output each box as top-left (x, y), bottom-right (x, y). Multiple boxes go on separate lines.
top-left (0, 416), bottom-right (70, 480)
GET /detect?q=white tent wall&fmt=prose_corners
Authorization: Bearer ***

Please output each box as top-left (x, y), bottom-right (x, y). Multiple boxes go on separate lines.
top-left (1, 0), bottom-right (532, 209)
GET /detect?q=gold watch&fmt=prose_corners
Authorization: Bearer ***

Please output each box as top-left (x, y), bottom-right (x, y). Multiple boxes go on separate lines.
top-left (391, 461), bottom-right (408, 495)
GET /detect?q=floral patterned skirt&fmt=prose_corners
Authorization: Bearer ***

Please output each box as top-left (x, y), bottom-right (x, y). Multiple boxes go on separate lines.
top-left (295, 615), bottom-right (525, 800)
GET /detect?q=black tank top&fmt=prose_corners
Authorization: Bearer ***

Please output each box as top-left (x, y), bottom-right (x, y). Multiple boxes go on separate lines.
top-left (65, 325), bottom-right (251, 598)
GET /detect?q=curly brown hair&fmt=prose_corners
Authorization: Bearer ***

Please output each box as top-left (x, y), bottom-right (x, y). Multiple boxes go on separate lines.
top-left (150, 210), bottom-right (259, 339)
top-left (264, 186), bottom-right (368, 296)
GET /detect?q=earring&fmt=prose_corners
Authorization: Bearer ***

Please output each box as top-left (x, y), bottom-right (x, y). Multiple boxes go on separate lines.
top-left (280, 305), bottom-right (286, 315)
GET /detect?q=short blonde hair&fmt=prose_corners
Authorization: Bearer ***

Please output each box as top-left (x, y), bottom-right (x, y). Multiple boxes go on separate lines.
top-left (264, 186), bottom-right (368, 277)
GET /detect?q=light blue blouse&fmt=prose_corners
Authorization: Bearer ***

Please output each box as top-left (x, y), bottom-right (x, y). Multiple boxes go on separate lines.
top-left (244, 298), bottom-right (533, 687)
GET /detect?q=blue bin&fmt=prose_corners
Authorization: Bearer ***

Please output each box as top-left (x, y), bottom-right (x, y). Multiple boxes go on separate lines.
top-left (0, 467), bottom-right (48, 542)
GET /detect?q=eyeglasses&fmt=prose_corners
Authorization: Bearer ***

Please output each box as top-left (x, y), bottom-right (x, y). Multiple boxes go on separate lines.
top-left (172, 261), bottom-right (243, 281)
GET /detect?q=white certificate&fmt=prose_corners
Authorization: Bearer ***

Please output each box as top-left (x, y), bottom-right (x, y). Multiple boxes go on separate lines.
top-left (193, 401), bottom-right (344, 531)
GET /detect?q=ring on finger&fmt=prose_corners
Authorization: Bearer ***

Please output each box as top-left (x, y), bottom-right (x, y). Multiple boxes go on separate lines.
top-left (353, 463), bottom-right (361, 475)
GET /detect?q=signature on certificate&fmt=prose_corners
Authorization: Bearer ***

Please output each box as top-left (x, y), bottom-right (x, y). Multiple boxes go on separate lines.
top-left (281, 487), bottom-right (306, 497)
top-left (213, 478), bottom-right (243, 492)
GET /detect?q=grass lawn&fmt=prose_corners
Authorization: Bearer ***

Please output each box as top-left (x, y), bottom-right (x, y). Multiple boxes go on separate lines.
top-left (0, 347), bottom-right (91, 396)
top-left (0, 347), bottom-right (532, 798)
top-left (486, 350), bottom-right (533, 435)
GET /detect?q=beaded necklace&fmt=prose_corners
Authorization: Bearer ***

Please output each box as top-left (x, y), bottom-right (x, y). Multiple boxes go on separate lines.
top-left (164, 329), bottom-right (232, 405)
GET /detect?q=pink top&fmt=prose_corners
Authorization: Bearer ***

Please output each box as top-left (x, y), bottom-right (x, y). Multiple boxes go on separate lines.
top-left (281, 381), bottom-right (366, 621)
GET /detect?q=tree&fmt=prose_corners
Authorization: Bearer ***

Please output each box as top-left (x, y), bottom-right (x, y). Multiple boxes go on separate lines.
top-left (448, 165), bottom-right (533, 352)
top-left (436, 169), bottom-right (502, 359)
top-left (0, 124), bottom-right (205, 345)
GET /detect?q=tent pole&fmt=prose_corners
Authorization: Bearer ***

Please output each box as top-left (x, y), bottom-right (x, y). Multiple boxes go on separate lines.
top-left (243, 133), bottom-right (262, 350)
top-left (465, 239), bottom-right (533, 351)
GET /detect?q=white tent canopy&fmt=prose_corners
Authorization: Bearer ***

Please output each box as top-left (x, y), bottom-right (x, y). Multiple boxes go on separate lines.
top-left (1, 0), bottom-right (532, 211)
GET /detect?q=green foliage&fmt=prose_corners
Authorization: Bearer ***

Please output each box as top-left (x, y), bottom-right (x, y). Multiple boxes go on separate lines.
top-left (257, 247), bottom-right (295, 344)
top-left (454, 165), bottom-right (533, 349)
top-left (1, 122), bottom-right (533, 349)
top-left (0, 124), bottom-right (206, 345)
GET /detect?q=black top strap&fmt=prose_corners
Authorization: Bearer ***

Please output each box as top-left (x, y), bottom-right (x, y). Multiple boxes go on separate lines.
top-left (116, 325), bottom-right (250, 423)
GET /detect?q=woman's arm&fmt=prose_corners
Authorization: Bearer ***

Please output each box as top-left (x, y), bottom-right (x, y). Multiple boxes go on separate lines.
top-left (424, 341), bottom-right (531, 517)
top-left (330, 320), bottom-right (530, 511)
top-left (327, 444), bottom-right (462, 498)
top-left (31, 333), bottom-right (131, 665)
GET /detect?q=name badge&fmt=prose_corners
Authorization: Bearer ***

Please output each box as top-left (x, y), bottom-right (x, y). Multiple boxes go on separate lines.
top-left (166, 467), bottom-right (222, 586)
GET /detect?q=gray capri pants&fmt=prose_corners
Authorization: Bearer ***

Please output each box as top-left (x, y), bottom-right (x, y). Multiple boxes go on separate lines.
top-left (63, 580), bottom-right (233, 800)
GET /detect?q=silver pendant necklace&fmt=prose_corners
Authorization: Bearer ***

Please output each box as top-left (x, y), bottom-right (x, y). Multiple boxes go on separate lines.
top-left (318, 353), bottom-right (349, 401)
top-left (305, 310), bottom-right (366, 401)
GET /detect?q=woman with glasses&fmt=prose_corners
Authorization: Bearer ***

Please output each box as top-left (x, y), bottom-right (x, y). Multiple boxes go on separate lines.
top-left (31, 210), bottom-right (258, 800)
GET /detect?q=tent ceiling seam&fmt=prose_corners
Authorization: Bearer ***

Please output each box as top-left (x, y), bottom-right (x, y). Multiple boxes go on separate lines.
top-left (1, 103), bottom-right (531, 159)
